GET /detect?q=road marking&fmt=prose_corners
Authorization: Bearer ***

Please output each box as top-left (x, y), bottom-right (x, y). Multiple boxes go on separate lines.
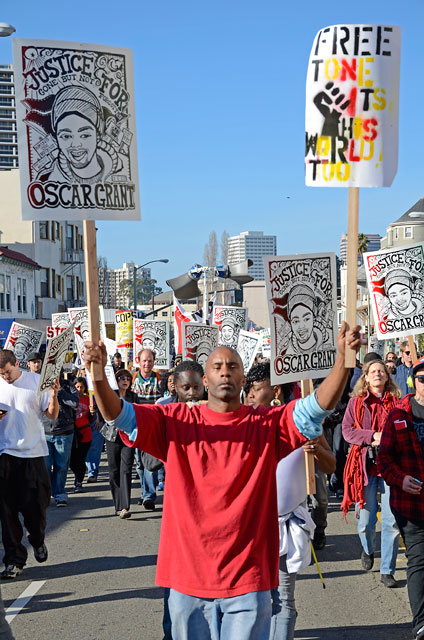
top-left (5, 580), bottom-right (46, 623)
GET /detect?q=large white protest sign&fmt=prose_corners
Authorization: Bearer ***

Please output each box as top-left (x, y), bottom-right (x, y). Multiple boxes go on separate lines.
top-left (13, 39), bottom-right (140, 221)
top-left (4, 322), bottom-right (43, 371)
top-left (264, 253), bottom-right (338, 384)
top-left (133, 319), bottom-right (170, 368)
top-left (212, 306), bottom-right (248, 349)
top-left (237, 330), bottom-right (261, 373)
top-left (305, 25), bottom-right (401, 187)
top-left (38, 323), bottom-right (75, 394)
top-left (364, 243), bottom-right (424, 340)
top-left (68, 306), bottom-right (89, 361)
top-left (182, 323), bottom-right (219, 369)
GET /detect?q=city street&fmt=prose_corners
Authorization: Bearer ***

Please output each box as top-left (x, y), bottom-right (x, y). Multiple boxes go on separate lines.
top-left (3, 456), bottom-right (413, 639)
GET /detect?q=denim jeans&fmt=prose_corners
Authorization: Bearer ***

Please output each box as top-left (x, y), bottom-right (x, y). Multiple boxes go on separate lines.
top-left (393, 512), bottom-right (424, 636)
top-left (269, 556), bottom-right (297, 640)
top-left (86, 427), bottom-right (104, 478)
top-left (134, 449), bottom-right (157, 502)
top-left (356, 475), bottom-right (399, 574)
top-left (45, 433), bottom-right (74, 501)
top-left (168, 588), bottom-right (271, 640)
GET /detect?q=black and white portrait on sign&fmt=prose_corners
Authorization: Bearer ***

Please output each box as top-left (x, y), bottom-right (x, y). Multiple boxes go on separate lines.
top-left (13, 38), bottom-right (140, 221)
top-left (264, 253), bottom-right (338, 384)
top-left (212, 306), bottom-right (247, 349)
top-left (4, 322), bottom-right (43, 370)
top-left (38, 323), bottom-right (75, 394)
top-left (133, 319), bottom-right (170, 369)
top-left (182, 323), bottom-right (219, 369)
top-left (237, 330), bottom-right (261, 374)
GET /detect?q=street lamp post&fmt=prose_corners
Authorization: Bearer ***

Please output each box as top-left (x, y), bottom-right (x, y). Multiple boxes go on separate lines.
top-left (133, 259), bottom-right (169, 313)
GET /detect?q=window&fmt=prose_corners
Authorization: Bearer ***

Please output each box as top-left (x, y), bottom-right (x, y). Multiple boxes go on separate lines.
top-left (51, 221), bottom-right (55, 241)
top-left (394, 227), bottom-right (399, 240)
top-left (161, 311), bottom-right (167, 317)
top-left (66, 224), bottom-right (74, 250)
top-left (17, 277), bottom-right (21, 312)
top-left (79, 279), bottom-right (84, 299)
top-left (66, 275), bottom-right (73, 301)
top-left (0, 274), bottom-right (4, 310)
top-left (5, 276), bottom-right (11, 311)
top-left (39, 221), bottom-right (48, 240)
top-left (52, 269), bottom-right (56, 297)
top-left (22, 279), bottom-right (27, 313)
top-left (56, 222), bottom-right (60, 240)
top-left (40, 268), bottom-right (49, 297)
top-left (56, 274), bottom-right (61, 294)
top-left (405, 226), bottom-right (413, 239)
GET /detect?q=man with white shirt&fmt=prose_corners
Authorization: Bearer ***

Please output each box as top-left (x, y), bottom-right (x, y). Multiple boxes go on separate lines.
top-left (0, 349), bottom-right (59, 579)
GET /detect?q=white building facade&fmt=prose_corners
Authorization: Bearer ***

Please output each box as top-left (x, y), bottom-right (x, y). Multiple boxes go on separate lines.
top-left (99, 262), bottom-right (151, 309)
top-left (0, 64), bottom-right (18, 169)
top-left (0, 247), bottom-right (39, 320)
top-left (227, 231), bottom-right (277, 281)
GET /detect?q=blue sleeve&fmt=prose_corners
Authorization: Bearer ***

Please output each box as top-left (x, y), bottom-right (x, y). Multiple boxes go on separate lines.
top-left (112, 399), bottom-right (138, 442)
top-left (292, 391), bottom-right (332, 440)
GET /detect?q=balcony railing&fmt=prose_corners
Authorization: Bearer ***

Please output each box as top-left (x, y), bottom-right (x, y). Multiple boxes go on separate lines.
top-left (61, 248), bottom-right (84, 264)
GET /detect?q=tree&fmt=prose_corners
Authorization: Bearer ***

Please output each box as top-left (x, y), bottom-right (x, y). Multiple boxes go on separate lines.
top-left (358, 233), bottom-right (369, 263)
top-left (119, 277), bottom-right (162, 307)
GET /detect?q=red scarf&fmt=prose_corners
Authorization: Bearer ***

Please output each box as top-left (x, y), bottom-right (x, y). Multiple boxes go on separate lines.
top-left (341, 393), bottom-right (400, 516)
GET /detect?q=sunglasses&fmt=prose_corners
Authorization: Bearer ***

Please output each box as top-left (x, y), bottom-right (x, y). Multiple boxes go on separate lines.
top-left (117, 376), bottom-right (131, 382)
top-left (404, 351), bottom-right (411, 355)
top-left (415, 376), bottom-right (424, 384)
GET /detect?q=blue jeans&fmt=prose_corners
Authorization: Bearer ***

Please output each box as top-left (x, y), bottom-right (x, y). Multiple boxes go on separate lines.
top-left (270, 556), bottom-right (297, 640)
top-left (356, 475), bottom-right (400, 574)
top-left (45, 433), bottom-right (74, 501)
top-left (168, 588), bottom-right (271, 640)
top-left (86, 427), bottom-right (104, 478)
top-left (134, 449), bottom-right (157, 502)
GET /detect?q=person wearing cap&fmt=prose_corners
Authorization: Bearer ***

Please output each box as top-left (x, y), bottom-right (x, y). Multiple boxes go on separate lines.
top-left (379, 356), bottom-right (424, 639)
top-left (385, 269), bottom-right (423, 320)
top-left (393, 341), bottom-right (414, 397)
top-left (342, 358), bottom-right (402, 588)
top-left (112, 352), bottom-right (122, 374)
top-left (27, 352), bottom-right (43, 374)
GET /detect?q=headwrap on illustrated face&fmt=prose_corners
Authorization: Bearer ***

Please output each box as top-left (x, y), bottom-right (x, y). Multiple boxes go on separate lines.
top-left (51, 86), bottom-right (103, 135)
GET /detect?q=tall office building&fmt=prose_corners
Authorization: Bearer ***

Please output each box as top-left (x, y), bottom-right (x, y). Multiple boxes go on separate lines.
top-left (0, 64), bottom-right (18, 169)
top-left (98, 262), bottom-right (151, 309)
top-left (340, 233), bottom-right (382, 264)
top-left (227, 231), bottom-right (277, 281)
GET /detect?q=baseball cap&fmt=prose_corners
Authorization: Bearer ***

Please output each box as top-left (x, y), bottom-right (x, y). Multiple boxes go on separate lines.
top-left (27, 351), bottom-right (43, 362)
top-left (413, 357), bottom-right (424, 376)
top-left (363, 352), bottom-right (383, 364)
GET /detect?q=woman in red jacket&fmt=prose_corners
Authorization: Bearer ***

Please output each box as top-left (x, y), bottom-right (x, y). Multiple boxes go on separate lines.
top-left (70, 377), bottom-right (94, 493)
top-left (342, 359), bottom-right (401, 588)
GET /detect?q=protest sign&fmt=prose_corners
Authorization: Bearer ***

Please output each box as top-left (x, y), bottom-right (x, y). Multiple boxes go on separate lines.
top-left (264, 253), bottom-right (338, 384)
top-left (305, 24), bottom-right (401, 187)
top-left (4, 322), bottom-right (43, 370)
top-left (115, 310), bottom-right (134, 360)
top-left (173, 295), bottom-right (193, 354)
top-left (86, 364), bottom-right (118, 391)
top-left (104, 338), bottom-right (118, 365)
top-left (182, 323), bottom-right (219, 369)
top-left (212, 306), bottom-right (248, 349)
top-left (38, 323), bottom-right (75, 394)
top-left (133, 319), bottom-right (170, 368)
top-left (13, 38), bottom-right (140, 221)
top-left (52, 312), bottom-right (72, 328)
top-left (368, 334), bottom-right (385, 358)
top-left (51, 312), bottom-right (75, 372)
top-left (259, 328), bottom-right (271, 359)
top-left (68, 306), bottom-right (89, 361)
top-left (364, 243), bottom-right (424, 340)
top-left (237, 330), bottom-right (261, 373)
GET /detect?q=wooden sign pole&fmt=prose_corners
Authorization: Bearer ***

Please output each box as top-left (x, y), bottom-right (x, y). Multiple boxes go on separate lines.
top-left (124, 347), bottom-right (129, 370)
top-left (301, 378), bottom-right (316, 495)
top-left (83, 220), bottom-right (103, 381)
top-left (345, 187), bottom-right (359, 368)
top-left (407, 336), bottom-right (417, 362)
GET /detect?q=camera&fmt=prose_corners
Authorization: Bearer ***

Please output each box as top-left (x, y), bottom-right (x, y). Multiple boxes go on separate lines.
top-left (367, 445), bottom-right (379, 463)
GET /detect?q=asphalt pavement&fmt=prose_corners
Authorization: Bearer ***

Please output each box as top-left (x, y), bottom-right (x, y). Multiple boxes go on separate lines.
top-left (1, 455), bottom-right (414, 639)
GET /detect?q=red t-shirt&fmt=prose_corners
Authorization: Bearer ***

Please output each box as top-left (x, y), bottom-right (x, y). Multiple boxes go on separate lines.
top-left (120, 401), bottom-right (305, 598)
top-left (75, 395), bottom-right (93, 444)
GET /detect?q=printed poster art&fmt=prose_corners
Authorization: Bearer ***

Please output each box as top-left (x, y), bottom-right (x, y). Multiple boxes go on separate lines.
top-left (38, 323), bottom-right (75, 394)
top-left (68, 306), bottom-right (89, 361)
top-left (237, 330), bottom-right (261, 373)
top-left (305, 24), bottom-right (401, 187)
top-left (182, 323), bottom-right (219, 369)
top-left (364, 243), bottom-right (424, 340)
top-left (13, 38), bottom-right (140, 221)
top-left (212, 306), bottom-right (248, 349)
top-left (4, 322), bottom-right (43, 370)
top-left (133, 319), bottom-right (170, 369)
top-left (264, 253), bottom-right (338, 384)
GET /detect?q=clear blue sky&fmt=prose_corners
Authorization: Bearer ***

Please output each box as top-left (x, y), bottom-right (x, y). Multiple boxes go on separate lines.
top-left (0, 1), bottom-right (423, 289)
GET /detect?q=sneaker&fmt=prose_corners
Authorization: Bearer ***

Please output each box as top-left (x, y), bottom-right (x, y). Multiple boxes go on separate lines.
top-left (34, 543), bottom-right (48, 563)
top-left (119, 509), bottom-right (131, 519)
top-left (143, 499), bottom-right (156, 511)
top-left (74, 484), bottom-right (84, 494)
top-left (157, 482), bottom-right (164, 491)
top-left (87, 476), bottom-right (97, 483)
top-left (55, 500), bottom-right (68, 507)
top-left (137, 498), bottom-right (144, 506)
top-left (313, 532), bottom-right (326, 551)
top-left (1, 565), bottom-right (23, 579)
top-left (361, 550), bottom-right (374, 571)
top-left (415, 625), bottom-right (424, 639)
top-left (380, 573), bottom-right (398, 588)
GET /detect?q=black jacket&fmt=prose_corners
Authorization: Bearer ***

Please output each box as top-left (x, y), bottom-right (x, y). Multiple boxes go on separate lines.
top-left (43, 380), bottom-right (79, 436)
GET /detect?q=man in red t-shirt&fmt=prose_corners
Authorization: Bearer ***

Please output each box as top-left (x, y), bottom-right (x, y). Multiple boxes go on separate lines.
top-left (85, 322), bottom-right (360, 639)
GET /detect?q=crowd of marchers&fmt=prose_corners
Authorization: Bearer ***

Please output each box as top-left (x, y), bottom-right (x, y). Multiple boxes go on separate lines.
top-left (0, 331), bottom-right (424, 640)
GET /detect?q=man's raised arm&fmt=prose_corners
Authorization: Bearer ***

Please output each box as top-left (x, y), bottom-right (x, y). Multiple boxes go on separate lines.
top-left (84, 341), bottom-right (121, 421)
top-left (315, 321), bottom-right (361, 410)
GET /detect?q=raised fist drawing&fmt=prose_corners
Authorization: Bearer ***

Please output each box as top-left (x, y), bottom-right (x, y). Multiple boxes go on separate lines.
top-left (313, 82), bottom-right (351, 137)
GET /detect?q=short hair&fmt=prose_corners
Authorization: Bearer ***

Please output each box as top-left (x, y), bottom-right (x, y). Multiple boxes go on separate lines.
top-left (174, 360), bottom-right (204, 383)
top-left (0, 349), bottom-right (17, 368)
top-left (363, 352), bottom-right (382, 364)
top-left (138, 348), bottom-right (156, 361)
top-left (400, 341), bottom-right (409, 352)
top-left (75, 376), bottom-right (88, 394)
top-left (385, 351), bottom-right (397, 361)
top-left (113, 352), bottom-right (122, 359)
top-left (245, 362), bottom-right (271, 392)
